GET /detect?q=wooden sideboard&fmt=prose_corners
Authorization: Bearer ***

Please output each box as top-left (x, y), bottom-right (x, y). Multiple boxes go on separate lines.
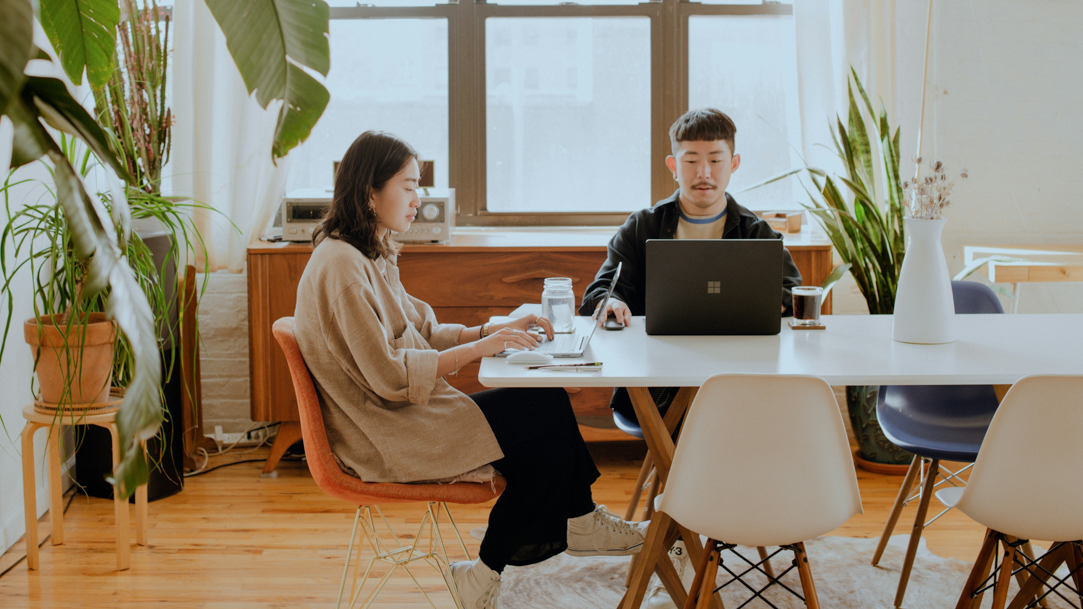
top-left (248, 228), bottom-right (833, 473)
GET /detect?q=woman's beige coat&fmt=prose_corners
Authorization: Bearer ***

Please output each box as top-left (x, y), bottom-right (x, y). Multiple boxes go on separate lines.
top-left (294, 238), bottom-right (504, 483)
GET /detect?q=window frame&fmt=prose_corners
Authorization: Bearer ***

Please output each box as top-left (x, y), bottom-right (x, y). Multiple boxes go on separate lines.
top-left (329, 1), bottom-right (793, 226)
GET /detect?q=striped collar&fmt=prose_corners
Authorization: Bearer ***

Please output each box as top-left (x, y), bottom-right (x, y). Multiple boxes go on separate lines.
top-left (678, 206), bottom-right (728, 225)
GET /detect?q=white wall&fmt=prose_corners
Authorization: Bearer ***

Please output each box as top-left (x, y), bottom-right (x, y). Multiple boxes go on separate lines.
top-left (832, 0), bottom-right (1083, 315)
top-left (0, 168), bottom-right (71, 555)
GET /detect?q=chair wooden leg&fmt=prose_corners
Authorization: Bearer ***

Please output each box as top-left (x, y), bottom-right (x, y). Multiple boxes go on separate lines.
top-left (1008, 542), bottom-right (1073, 609)
top-left (622, 511), bottom-right (677, 609)
top-left (1015, 540), bottom-right (1046, 609)
top-left (795, 542), bottom-right (821, 609)
top-left (894, 458), bottom-right (939, 609)
top-left (108, 422), bottom-right (131, 571)
top-left (957, 529), bottom-right (998, 609)
top-left (624, 454), bottom-right (654, 521)
top-left (757, 546), bottom-right (776, 580)
top-left (1069, 543), bottom-right (1083, 600)
top-left (872, 456), bottom-right (922, 566)
top-left (685, 539), bottom-right (721, 609)
top-left (991, 541), bottom-right (1017, 609)
top-left (47, 426), bottom-right (65, 545)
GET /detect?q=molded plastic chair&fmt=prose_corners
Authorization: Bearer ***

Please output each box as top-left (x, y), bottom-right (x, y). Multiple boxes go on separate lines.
top-left (871, 281), bottom-right (1006, 609)
top-left (272, 317), bottom-right (506, 609)
top-left (936, 375), bottom-right (1083, 609)
top-left (639, 374), bottom-right (862, 609)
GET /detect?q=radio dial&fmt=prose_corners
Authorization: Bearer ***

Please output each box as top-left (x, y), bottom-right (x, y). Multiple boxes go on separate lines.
top-left (421, 203), bottom-right (440, 221)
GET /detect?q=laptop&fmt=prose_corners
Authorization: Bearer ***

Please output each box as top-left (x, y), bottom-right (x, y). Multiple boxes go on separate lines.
top-left (645, 239), bottom-right (783, 335)
top-left (504, 262), bottom-right (622, 358)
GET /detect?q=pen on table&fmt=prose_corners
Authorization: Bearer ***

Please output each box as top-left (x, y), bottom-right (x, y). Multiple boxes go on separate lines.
top-left (525, 362), bottom-right (603, 371)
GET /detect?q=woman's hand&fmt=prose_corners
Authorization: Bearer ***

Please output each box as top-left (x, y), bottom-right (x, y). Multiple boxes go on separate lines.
top-left (475, 325), bottom-right (544, 357)
top-left (499, 314), bottom-right (555, 341)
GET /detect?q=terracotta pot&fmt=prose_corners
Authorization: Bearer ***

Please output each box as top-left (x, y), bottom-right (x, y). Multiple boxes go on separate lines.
top-left (24, 313), bottom-right (117, 406)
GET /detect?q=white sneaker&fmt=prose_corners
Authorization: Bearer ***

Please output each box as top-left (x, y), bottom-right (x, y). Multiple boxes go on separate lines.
top-left (566, 504), bottom-right (650, 557)
top-left (448, 559), bottom-right (501, 609)
top-left (644, 540), bottom-right (692, 609)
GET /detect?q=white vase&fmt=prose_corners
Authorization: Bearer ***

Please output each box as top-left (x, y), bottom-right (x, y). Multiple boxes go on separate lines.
top-left (893, 218), bottom-right (955, 344)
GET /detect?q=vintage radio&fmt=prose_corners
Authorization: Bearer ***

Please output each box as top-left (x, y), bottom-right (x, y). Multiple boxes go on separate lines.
top-left (394, 188), bottom-right (455, 244)
top-left (281, 189), bottom-right (331, 243)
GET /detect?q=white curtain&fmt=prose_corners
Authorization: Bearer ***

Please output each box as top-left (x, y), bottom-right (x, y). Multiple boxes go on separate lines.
top-left (171, 0), bottom-right (290, 272)
top-left (794, 0), bottom-right (931, 179)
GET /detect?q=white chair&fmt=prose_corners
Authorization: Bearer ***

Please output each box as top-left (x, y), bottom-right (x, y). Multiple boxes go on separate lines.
top-left (630, 374), bottom-right (863, 609)
top-left (937, 375), bottom-right (1083, 609)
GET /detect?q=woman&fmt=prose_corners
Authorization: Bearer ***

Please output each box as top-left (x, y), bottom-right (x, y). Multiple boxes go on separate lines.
top-left (294, 131), bottom-right (646, 609)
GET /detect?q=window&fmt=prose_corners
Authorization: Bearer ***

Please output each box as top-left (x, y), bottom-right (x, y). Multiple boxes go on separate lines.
top-left (284, 1), bottom-right (796, 224)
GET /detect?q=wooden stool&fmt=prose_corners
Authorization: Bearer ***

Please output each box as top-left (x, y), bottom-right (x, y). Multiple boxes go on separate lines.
top-left (21, 405), bottom-right (148, 571)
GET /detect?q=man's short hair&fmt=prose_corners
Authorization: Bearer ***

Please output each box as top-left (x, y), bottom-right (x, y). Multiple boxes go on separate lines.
top-left (669, 108), bottom-right (737, 155)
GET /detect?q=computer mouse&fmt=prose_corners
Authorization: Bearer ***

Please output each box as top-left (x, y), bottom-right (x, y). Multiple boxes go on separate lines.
top-left (506, 350), bottom-right (555, 366)
top-left (604, 316), bottom-right (625, 331)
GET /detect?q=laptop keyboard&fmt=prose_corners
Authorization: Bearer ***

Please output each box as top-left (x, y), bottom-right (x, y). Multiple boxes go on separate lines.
top-left (536, 332), bottom-right (581, 354)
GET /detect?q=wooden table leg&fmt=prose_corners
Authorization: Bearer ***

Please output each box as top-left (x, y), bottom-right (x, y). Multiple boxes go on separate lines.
top-left (47, 425), bottom-right (65, 545)
top-left (262, 422), bottom-right (303, 476)
top-left (622, 512), bottom-right (677, 609)
top-left (627, 388), bottom-right (678, 486)
top-left (108, 422), bottom-right (131, 571)
top-left (22, 422), bottom-right (41, 571)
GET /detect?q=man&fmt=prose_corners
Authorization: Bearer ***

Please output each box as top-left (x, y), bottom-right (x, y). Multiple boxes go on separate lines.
top-left (578, 107), bottom-right (803, 425)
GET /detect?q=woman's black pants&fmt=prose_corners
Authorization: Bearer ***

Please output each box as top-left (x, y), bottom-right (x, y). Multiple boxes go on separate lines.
top-left (469, 387), bottom-right (600, 572)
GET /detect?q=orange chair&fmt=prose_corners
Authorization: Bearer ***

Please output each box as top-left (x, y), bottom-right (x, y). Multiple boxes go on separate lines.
top-left (273, 317), bottom-right (506, 609)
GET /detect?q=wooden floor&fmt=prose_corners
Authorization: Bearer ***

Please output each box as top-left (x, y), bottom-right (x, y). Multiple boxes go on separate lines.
top-left (0, 441), bottom-right (992, 608)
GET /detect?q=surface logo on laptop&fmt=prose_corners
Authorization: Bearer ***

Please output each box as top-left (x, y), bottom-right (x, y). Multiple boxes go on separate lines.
top-left (707, 281), bottom-right (721, 294)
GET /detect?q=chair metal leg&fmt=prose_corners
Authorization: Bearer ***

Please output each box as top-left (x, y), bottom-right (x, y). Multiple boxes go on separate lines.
top-left (336, 503), bottom-right (470, 609)
top-left (894, 458), bottom-right (940, 609)
top-left (872, 456), bottom-right (922, 566)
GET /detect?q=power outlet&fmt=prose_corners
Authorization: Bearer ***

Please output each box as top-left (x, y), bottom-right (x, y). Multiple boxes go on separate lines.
top-left (208, 426), bottom-right (271, 450)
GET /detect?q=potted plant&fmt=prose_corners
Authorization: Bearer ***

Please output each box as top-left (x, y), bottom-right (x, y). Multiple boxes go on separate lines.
top-left (802, 68), bottom-right (912, 469)
top-left (0, 0), bottom-right (331, 498)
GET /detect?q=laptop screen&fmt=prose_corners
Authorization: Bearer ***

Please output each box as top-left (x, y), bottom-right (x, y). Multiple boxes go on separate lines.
top-left (590, 261), bottom-right (622, 325)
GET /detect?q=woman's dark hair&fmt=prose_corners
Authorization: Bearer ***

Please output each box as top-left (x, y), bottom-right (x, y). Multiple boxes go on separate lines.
top-left (312, 131), bottom-right (418, 259)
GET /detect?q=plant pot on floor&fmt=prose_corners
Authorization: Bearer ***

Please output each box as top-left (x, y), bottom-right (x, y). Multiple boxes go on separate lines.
top-left (846, 385), bottom-right (913, 474)
top-left (24, 313), bottom-right (117, 410)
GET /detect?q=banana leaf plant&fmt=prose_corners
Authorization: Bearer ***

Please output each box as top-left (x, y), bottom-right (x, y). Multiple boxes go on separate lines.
top-left (803, 68), bottom-right (906, 315)
top-left (1, 0), bottom-right (331, 498)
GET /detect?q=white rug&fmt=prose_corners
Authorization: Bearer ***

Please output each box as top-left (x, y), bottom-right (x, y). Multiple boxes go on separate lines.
top-left (469, 528), bottom-right (1076, 608)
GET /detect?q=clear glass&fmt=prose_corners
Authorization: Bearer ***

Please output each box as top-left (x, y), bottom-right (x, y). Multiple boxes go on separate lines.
top-left (791, 286), bottom-right (823, 326)
top-left (688, 15), bottom-right (802, 211)
top-left (542, 277), bottom-right (576, 333)
top-left (486, 17), bottom-right (651, 213)
top-left (284, 19), bottom-right (449, 194)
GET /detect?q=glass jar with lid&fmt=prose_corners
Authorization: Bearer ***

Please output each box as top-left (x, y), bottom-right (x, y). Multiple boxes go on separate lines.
top-left (541, 277), bottom-right (575, 333)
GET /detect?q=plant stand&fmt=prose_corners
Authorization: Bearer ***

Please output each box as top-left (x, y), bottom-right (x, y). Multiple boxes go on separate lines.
top-left (21, 405), bottom-right (148, 571)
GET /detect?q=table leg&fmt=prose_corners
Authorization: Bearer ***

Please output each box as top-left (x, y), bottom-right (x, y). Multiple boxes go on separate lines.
top-left (108, 422), bottom-right (131, 571)
top-left (261, 422), bottom-right (303, 476)
top-left (47, 425), bottom-right (65, 545)
top-left (22, 422), bottom-right (40, 571)
top-left (627, 388), bottom-right (677, 485)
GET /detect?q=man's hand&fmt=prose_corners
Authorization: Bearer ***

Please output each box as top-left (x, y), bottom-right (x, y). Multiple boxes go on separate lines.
top-left (597, 299), bottom-right (632, 327)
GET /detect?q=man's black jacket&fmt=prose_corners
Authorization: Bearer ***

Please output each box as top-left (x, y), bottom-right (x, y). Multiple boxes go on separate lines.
top-left (578, 190), bottom-right (803, 318)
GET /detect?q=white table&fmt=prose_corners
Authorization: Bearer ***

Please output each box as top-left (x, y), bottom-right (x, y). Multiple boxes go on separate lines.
top-left (479, 313), bottom-right (1083, 609)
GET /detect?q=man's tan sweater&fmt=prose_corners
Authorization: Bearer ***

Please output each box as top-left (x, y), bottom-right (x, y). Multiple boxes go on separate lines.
top-left (294, 238), bottom-right (504, 483)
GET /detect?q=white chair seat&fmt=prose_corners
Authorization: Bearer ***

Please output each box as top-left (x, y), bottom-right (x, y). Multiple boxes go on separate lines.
top-left (935, 486), bottom-right (965, 509)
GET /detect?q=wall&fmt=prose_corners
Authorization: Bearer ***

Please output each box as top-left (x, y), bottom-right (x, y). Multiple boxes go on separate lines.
top-left (196, 271), bottom-right (257, 434)
top-left (830, 0), bottom-right (1083, 315)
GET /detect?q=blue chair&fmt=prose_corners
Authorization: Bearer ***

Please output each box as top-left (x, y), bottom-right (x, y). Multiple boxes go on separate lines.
top-left (871, 281), bottom-right (1013, 609)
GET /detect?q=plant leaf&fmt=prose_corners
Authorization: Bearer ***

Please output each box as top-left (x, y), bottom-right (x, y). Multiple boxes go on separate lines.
top-left (21, 76), bottom-right (132, 182)
top-left (49, 148), bottom-right (161, 499)
top-left (0, 0), bottom-right (34, 122)
top-left (732, 167), bottom-right (803, 194)
top-left (204, 0), bottom-right (331, 161)
top-left (847, 81), bottom-right (875, 191)
top-left (6, 97), bottom-right (54, 169)
top-left (819, 263), bottom-right (851, 298)
top-left (38, 0), bottom-right (120, 88)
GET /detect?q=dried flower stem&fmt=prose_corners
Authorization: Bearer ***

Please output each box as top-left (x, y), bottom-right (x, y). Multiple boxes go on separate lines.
top-left (903, 158), bottom-right (967, 220)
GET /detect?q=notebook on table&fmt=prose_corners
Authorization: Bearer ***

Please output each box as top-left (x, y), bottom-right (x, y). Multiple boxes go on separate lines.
top-left (645, 239), bottom-right (783, 336)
